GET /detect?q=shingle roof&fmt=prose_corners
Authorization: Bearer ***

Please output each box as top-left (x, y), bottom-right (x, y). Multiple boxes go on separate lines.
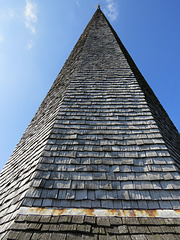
top-left (5, 214), bottom-right (180, 240)
top-left (0, 7), bottom-right (180, 240)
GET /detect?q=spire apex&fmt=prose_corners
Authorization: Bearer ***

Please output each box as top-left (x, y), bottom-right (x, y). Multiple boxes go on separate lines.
top-left (97, 4), bottom-right (100, 10)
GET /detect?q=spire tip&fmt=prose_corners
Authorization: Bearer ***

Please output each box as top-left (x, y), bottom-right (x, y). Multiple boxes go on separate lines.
top-left (97, 5), bottom-right (100, 10)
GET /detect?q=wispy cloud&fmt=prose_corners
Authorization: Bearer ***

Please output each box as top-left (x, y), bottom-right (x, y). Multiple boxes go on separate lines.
top-left (0, 8), bottom-right (18, 21)
top-left (105, 0), bottom-right (118, 21)
top-left (0, 35), bottom-right (4, 42)
top-left (0, 2), bottom-right (38, 49)
top-left (76, 0), bottom-right (80, 7)
top-left (24, 0), bottom-right (37, 34)
top-left (27, 40), bottom-right (33, 50)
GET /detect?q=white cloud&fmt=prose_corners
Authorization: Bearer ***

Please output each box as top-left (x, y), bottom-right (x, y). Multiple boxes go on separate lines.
top-left (105, 0), bottom-right (118, 21)
top-left (24, 0), bottom-right (37, 34)
top-left (0, 35), bottom-right (4, 42)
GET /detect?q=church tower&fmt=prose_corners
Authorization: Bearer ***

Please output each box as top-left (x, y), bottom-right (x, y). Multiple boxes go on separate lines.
top-left (0, 7), bottom-right (180, 239)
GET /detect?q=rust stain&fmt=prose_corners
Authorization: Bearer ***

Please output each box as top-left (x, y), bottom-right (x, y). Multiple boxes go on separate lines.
top-left (30, 207), bottom-right (45, 214)
top-left (145, 210), bottom-right (158, 218)
top-left (129, 210), bottom-right (136, 217)
top-left (52, 209), bottom-right (57, 215)
top-left (138, 210), bottom-right (145, 216)
top-left (39, 208), bottom-right (45, 214)
top-left (83, 209), bottom-right (94, 216)
top-left (29, 208), bottom-right (35, 213)
top-left (59, 209), bottom-right (66, 215)
top-left (52, 208), bottom-right (65, 216)
top-left (108, 209), bottom-right (117, 216)
top-left (117, 210), bottom-right (122, 217)
top-left (122, 210), bottom-right (126, 217)
top-left (116, 210), bottom-right (158, 218)
top-left (26, 208), bottom-right (180, 218)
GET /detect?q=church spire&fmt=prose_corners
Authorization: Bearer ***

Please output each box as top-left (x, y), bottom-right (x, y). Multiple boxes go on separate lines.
top-left (1, 7), bottom-right (180, 240)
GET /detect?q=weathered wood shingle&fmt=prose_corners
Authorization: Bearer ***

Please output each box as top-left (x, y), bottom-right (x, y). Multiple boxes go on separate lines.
top-left (3, 214), bottom-right (180, 240)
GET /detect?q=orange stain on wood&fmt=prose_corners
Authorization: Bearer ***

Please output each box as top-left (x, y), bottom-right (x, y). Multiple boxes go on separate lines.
top-left (117, 210), bottom-right (122, 217)
top-left (29, 207), bottom-right (45, 214)
top-left (129, 210), bottom-right (136, 217)
top-left (122, 210), bottom-right (126, 217)
top-left (108, 209), bottom-right (117, 216)
top-left (138, 210), bottom-right (145, 216)
top-left (83, 209), bottom-right (94, 216)
top-left (52, 208), bottom-right (65, 216)
top-left (146, 210), bottom-right (158, 217)
top-left (27, 208), bottom-right (180, 218)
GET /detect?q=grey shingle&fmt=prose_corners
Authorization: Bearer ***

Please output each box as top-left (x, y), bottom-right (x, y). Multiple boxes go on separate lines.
top-left (84, 181), bottom-right (99, 190)
top-left (87, 191), bottom-right (95, 200)
top-left (57, 190), bottom-right (67, 200)
top-left (95, 190), bottom-right (107, 200)
top-left (149, 190), bottom-right (161, 200)
top-left (66, 190), bottom-right (75, 200)
top-left (75, 190), bottom-right (88, 200)
top-left (54, 180), bottom-right (71, 189)
top-left (147, 201), bottom-right (160, 209)
top-left (129, 190), bottom-right (142, 200)
top-left (106, 191), bottom-right (117, 199)
top-left (121, 181), bottom-right (134, 190)
top-left (117, 190), bottom-right (129, 200)
top-left (41, 189), bottom-right (58, 199)
top-left (112, 181), bottom-right (121, 190)
top-left (159, 201), bottom-right (172, 209)
top-left (140, 190), bottom-right (151, 200)
top-left (93, 172), bottom-right (106, 180)
top-left (72, 181), bottom-right (85, 189)
top-left (42, 199), bottom-right (53, 207)
top-left (138, 201), bottom-right (148, 209)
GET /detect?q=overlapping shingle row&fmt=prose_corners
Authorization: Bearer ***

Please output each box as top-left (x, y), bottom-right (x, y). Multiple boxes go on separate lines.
top-left (4, 214), bottom-right (180, 240)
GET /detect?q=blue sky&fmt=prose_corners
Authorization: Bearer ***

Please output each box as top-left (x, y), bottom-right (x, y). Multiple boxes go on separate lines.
top-left (0, 0), bottom-right (179, 171)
